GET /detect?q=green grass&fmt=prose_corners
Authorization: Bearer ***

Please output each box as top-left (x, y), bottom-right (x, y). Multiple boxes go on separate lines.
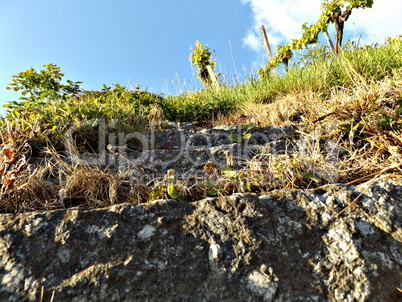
top-left (159, 37), bottom-right (401, 121)
top-left (3, 37), bottom-right (401, 138)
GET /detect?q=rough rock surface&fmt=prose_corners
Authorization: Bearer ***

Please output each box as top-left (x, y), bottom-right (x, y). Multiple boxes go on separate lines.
top-left (1, 175), bottom-right (401, 301)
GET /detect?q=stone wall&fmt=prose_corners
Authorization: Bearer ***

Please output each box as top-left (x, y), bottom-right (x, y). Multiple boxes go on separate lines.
top-left (1, 176), bottom-right (401, 301)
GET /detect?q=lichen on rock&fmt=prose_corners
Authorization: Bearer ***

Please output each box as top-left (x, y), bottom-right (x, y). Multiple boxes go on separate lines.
top-left (0, 176), bottom-right (401, 301)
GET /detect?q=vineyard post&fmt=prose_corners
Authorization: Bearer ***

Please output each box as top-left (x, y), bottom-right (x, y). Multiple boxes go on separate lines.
top-left (206, 65), bottom-right (220, 89)
top-left (323, 28), bottom-right (336, 55)
top-left (261, 25), bottom-right (279, 75)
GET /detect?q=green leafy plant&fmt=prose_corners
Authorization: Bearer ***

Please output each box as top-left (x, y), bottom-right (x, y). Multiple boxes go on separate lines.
top-left (2, 64), bottom-right (84, 149)
top-left (189, 40), bottom-right (217, 87)
top-left (3, 64), bottom-right (167, 151)
top-left (260, 0), bottom-right (374, 76)
top-left (378, 99), bottom-right (402, 126)
top-left (294, 41), bottom-right (332, 66)
top-left (203, 179), bottom-right (219, 196)
top-left (228, 124), bottom-right (255, 143)
top-left (5, 63), bottom-right (82, 116)
top-left (165, 169), bottom-right (184, 201)
top-left (221, 167), bottom-right (252, 194)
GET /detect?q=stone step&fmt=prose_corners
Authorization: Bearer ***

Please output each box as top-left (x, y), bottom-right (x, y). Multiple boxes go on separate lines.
top-left (73, 124), bottom-right (300, 178)
top-left (120, 124), bottom-right (298, 151)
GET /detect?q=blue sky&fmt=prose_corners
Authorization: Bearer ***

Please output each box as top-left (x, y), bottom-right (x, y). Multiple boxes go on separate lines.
top-left (1, 0), bottom-right (401, 113)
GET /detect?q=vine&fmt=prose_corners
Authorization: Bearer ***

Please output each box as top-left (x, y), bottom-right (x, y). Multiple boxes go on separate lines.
top-left (189, 40), bottom-right (217, 87)
top-left (261, 0), bottom-right (374, 75)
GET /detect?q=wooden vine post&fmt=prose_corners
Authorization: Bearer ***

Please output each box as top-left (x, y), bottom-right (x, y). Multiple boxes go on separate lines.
top-left (323, 28), bottom-right (336, 54)
top-left (206, 65), bottom-right (220, 89)
top-left (261, 25), bottom-right (275, 61)
top-left (260, 25), bottom-right (279, 75)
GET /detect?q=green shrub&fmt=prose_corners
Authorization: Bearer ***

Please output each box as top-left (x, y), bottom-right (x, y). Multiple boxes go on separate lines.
top-left (3, 65), bottom-right (166, 151)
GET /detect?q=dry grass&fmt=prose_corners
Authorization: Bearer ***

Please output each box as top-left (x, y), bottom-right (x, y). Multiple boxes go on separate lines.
top-left (212, 90), bottom-right (327, 127)
top-left (0, 135), bottom-right (150, 213)
top-left (1, 76), bottom-right (401, 213)
top-left (215, 76), bottom-right (402, 126)
top-left (214, 76), bottom-right (402, 186)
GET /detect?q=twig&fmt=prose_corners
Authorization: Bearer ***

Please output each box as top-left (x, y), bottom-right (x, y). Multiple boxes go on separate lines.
top-left (345, 162), bottom-right (402, 185)
top-left (39, 286), bottom-right (44, 302)
top-left (312, 111), bottom-right (335, 123)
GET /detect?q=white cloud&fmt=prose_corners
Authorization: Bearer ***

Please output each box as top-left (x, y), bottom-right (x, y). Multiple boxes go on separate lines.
top-left (242, 0), bottom-right (402, 53)
top-left (241, 0), bottom-right (321, 52)
top-left (243, 31), bottom-right (262, 51)
top-left (350, 0), bottom-right (402, 44)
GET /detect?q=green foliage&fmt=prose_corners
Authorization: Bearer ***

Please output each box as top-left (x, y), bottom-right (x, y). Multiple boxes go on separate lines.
top-left (78, 84), bottom-right (164, 131)
top-left (2, 64), bottom-right (83, 149)
top-left (5, 63), bottom-right (82, 116)
top-left (189, 40), bottom-right (217, 86)
top-left (267, 36), bottom-right (400, 97)
top-left (297, 170), bottom-right (322, 183)
top-left (163, 37), bottom-right (401, 122)
top-left (378, 99), bottom-right (402, 127)
top-left (3, 64), bottom-right (166, 151)
top-left (228, 124), bottom-right (255, 143)
top-left (165, 169), bottom-right (183, 200)
top-left (159, 88), bottom-right (238, 122)
top-left (294, 41), bottom-right (332, 66)
top-left (260, 0), bottom-right (374, 76)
